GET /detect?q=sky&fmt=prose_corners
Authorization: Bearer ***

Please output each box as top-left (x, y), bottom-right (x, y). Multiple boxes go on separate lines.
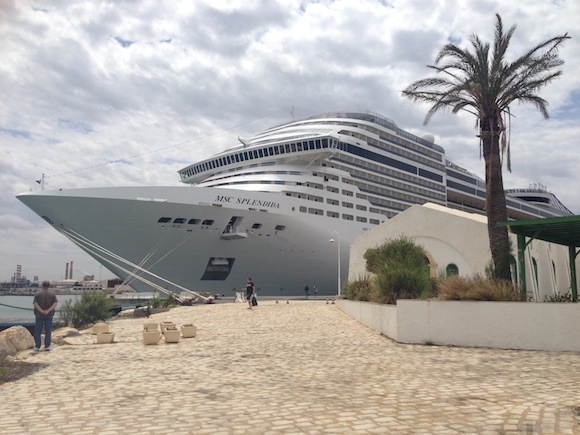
top-left (1, 0), bottom-right (579, 283)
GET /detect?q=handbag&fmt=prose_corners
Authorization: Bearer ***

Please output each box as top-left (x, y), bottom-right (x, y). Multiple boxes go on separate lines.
top-left (251, 294), bottom-right (258, 306)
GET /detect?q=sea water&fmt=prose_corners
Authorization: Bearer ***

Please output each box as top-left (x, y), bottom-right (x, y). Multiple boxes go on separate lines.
top-left (0, 294), bottom-right (80, 322)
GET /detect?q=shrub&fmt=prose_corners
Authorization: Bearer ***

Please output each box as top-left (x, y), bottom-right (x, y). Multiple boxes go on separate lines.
top-left (364, 235), bottom-right (427, 274)
top-left (150, 296), bottom-right (162, 309)
top-left (363, 236), bottom-right (434, 304)
top-left (58, 291), bottom-right (116, 328)
top-left (343, 277), bottom-right (373, 301)
top-left (544, 292), bottom-right (573, 302)
top-left (438, 274), bottom-right (522, 301)
top-left (374, 263), bottom-right (435, 304)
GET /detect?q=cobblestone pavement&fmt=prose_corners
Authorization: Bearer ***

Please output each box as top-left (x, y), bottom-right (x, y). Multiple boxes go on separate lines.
top-left (1, 300), bottom-right (579, 434)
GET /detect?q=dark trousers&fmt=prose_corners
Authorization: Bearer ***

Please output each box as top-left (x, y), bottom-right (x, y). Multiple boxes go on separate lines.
top-left (34, 316), bottom-right (53, 349)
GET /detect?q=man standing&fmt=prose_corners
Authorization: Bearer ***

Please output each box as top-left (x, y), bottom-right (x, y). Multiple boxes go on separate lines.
top-left (33, 281), bottom-right (58, 351)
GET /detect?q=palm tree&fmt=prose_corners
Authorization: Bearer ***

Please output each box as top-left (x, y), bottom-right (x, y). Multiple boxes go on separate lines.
top-left (402, 14), bottom-right (569, 281)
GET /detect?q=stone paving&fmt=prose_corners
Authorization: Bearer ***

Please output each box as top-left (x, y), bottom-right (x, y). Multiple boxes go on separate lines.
top-left (1, 300), bottom-right (579, 434)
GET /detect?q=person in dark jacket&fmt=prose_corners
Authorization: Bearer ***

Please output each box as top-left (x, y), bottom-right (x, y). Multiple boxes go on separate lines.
top-left (245, 278), bottom-right (256, 309)
top-left (33, 281), bottom-right (58, 351)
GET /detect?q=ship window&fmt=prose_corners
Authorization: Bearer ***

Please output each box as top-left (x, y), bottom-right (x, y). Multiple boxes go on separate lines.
top-left (327, 198), bottom-right (339, 205)
top-left (316, 139), bottom-right (321, 149)
top-left (296, 142), bottom-right (303, 151)
top-left (188, 219), bottom-right (200, 225)
top-left (252, 223), bottom-right (262, 229)
top-left (158, 217), bottom-right (172, 223)
top-left (291, 143), bottom-right (296, 152)
top-left (275, 225), bottom-right (286, 231)
top-left (202, 219), bottom-right (214, 226)
top-left (327, 186), bottom-right (339, 193)
top-left (356, 205), bottom-right (367, 211)
top-left (356, 216), bottom-right (368, 223)
top-left (342, 190), bottom-right (353, 196)
top-left (370, 219), bottom-right (380, 225)
top-left (308, 208), bottom-right (323, 215)
top-left (174, 218), bottom-right (186, 224)
top-left (342, 202), bottom-right (353, 208)
top-left (285, 144), bottom-right (291, 153)
top-left (299, 206), bottom-right (307, 213)
top-left (327, 211), bottom-right (339, 218)
top-left (342, 214), bottom-right (354, 220)
top-left (258, 149), bottom-right (264, 157)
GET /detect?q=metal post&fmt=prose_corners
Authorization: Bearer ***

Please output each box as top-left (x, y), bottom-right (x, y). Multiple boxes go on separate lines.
top-left (569, 246), bottom-right (578, 302)
top-left (517, 233), bottom-right (527, 301)
top-left (329, 231), bottom-right (341, 297)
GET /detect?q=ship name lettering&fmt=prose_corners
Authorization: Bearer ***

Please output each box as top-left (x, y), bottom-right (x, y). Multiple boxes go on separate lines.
top-left (215, 195), bottom-right (234, 203)
top-left (236, 197), bottom-right (280, 208)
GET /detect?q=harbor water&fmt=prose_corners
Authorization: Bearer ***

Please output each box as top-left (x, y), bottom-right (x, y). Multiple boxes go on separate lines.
top-left (0, 294), bottom-right (80, 322)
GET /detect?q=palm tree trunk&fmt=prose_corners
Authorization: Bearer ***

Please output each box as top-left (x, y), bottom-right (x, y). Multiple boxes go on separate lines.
top-left (481, 121), bottom-right (512, 281)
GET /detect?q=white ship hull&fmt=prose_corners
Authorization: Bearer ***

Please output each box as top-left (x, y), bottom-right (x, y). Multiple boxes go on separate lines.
top-left (18, 186), bottom-right (357, 296)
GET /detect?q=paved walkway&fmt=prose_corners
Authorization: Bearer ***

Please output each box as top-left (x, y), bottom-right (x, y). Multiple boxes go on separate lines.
top-left (1, 300), bottom-right (579, 434)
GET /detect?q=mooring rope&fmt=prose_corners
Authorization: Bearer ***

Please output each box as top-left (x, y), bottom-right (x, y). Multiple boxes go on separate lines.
top-left (0, 301), bottom-right (61, 312)
top-left (0, 301), bottom-right (34, 311)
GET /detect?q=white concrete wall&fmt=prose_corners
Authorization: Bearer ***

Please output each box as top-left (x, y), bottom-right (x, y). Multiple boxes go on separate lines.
top-left (339, 300), bottom-right (398, 339)
top-left (337, 299), bottom-right (580, 352)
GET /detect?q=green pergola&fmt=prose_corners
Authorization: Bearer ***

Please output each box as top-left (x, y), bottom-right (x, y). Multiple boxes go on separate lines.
top-left (497, 215), bottom-right (580, 302)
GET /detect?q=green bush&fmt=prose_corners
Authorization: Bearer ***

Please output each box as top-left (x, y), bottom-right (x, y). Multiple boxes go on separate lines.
top-left (150, 296), bottom-right (162, 309)
top-left (58, 291), bottom-right (116, 328)
top-left (374, 263), bottom-right (436, 304)
top-left (364, 235), bottom-right (428, 274)
top-left (362, 236), bottom-right (434, 304)
top-left (544, 292), bottom-right (573, 302)
top-left (343, 277), bottom-right (373, 301)
top-left (150, 292), bottom-right (178, 309)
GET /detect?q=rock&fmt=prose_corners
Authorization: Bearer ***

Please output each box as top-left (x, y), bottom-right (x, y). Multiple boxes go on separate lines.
top-left (116, 309), bottom-right (135, 318)
top-left (0, 335), bottom-right (18, 362)
top-left (0, 326), bottom-right (34, 360)
top-left (62, 334), bottom-right (94, 346)
top-left (2, 326), bottom-right (35, 351)
top-left (51, 327), bottom-right (81, 345)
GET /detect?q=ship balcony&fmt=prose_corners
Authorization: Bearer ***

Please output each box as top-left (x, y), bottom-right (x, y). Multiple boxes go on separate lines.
top-left (220, 227), bottom-right (248, 240)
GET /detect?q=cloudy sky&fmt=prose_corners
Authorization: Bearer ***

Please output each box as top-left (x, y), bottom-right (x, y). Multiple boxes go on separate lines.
top-left (1, 0), bottom-right (579, 283)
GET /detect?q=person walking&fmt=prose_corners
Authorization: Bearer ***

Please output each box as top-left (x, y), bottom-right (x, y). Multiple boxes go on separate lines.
top-left (245, 278), bottom-right (256, 309)
top-left (313, 285), bottom-right (318, 297)
top-left (33, 281), bottom-right (58, 351)
top-left (304, 285), bottom-right (310, 299)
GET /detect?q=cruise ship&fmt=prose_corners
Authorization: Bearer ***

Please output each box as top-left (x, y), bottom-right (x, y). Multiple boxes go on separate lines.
top-left (17, 111), bottom-right (572, 297)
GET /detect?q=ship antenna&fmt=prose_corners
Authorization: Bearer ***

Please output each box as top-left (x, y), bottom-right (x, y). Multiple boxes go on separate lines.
top-left (35, 173), bottom-right (45, 191)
